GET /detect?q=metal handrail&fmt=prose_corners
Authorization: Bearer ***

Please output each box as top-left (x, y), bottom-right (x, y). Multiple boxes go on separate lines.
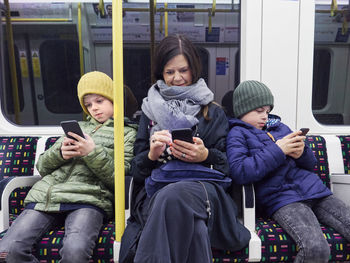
top-left (4, 0), bottom-right (20, 124)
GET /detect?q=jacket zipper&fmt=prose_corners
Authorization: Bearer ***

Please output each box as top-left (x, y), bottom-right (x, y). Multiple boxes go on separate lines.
top-left (43, 123), bottom-right (104, 211)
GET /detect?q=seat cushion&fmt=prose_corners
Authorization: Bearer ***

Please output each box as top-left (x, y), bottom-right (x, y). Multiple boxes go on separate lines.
top-left (257, 218), bottom-right (350, 262)
top-left (305, 135), bottom-right (330, 188)
top-left (338, 135), bottom-right (350, 174)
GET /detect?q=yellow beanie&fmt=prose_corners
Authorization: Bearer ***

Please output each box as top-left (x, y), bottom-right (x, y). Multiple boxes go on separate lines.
top-left (77, 71), bottom-right (113, 115)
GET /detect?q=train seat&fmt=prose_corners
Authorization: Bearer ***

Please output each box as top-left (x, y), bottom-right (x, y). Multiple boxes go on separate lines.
top-left (0, 136), bottom-right (41, 232)
top-left (338, 136), bottom-right (350, 174)
top-left (0, 136), bottom-right (116, 262)
top-left (212, 135), bottom-right (350, 262)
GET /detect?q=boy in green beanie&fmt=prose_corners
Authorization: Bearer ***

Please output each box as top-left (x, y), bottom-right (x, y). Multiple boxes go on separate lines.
top-left (226, 80), bottom-right (350, 262)
top-left (0, 71), bottom-right (137, 263)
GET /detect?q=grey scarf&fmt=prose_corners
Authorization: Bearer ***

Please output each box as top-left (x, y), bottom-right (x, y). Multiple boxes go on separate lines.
top-left (142, 78), bottom-right (214, 135)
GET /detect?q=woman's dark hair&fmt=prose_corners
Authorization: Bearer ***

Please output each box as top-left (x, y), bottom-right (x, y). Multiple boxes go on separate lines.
top-left (153, 34), bottom-right (202, 83)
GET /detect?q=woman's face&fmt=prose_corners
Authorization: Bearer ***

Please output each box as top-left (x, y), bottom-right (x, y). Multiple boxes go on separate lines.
top-left (162, 54), bottom-right (193, 87)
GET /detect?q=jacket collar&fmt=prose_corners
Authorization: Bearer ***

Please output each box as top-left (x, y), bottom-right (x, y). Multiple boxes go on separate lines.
top-left (228, 114), bottom-right (281, 131)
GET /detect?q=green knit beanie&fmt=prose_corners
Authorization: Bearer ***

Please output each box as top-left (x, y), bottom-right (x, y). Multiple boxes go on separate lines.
top-left (233, 80), bottom-right (274, 118)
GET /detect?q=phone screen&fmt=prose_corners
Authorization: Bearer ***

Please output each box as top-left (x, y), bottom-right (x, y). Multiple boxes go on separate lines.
top-left (299, 128), bottom-right (310, 136)
top-left (60, 120), bottom-right (85, 141)
top-left (171, 128), bottom-right (194, 143)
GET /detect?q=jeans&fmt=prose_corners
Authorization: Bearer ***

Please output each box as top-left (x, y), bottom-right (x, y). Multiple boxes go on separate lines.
top-left (0, 208), bottom-right (103, 263)
top-left (272, 195), bottom-right (350, 263)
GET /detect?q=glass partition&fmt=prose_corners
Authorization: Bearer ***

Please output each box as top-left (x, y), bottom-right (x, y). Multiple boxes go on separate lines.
top-left (313, 2), bottom-right (350, 125)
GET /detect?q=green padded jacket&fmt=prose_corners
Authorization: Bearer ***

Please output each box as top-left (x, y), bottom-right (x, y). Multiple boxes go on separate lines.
top-left (24, 117), bottom-right (138, 219)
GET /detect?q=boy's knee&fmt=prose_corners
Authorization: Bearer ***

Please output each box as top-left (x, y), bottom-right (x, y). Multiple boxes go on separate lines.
top-left (301, 238), bottom-right (330, 262)
top-left (0, 252), bottom-right (7, 262)
top-left (60, 238), bottom-right (92, 263)
top-left (0, 241), bottom-right (25, 262)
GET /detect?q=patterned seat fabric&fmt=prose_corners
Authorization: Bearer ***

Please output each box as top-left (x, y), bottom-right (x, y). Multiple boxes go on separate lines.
top-left (338, 136), bottom-right (350, 174)
top-left (2, 137), bottom-right (39, 218)
top-left (1, 136), bottom-right (115, 262)
top-left (212, 135), bottom-right (350, 262)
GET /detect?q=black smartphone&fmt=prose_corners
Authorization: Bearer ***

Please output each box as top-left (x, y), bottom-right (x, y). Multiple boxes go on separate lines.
top-left (171, 128), bottom-right (194, 143)
top-left (299, 128), bottom-right (310, 136)
top-left (60, 120), bottom-right (85, 141)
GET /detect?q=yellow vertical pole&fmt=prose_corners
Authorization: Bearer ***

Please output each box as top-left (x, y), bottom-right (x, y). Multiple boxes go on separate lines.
top-left (78, 3), bottom-right (84, 76)
top-left (113, 0), bottom-right (125, 243)
top-left (4, 0), bottom-right (20, 124)
top-left (150, 0), bottom-right (155, 84)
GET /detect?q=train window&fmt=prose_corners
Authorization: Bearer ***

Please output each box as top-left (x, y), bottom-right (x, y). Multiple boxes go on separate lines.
top-left (313, 3), bottom-right (350, 125)
top-left (123, 48), bottom-right (151, 109)
top-left (40, 40), bottom-right (81, 114)
top-left (1, 4), bottom-right (83, 125)
top-left (1, 1), bottom-right (239, 126)
top-left (312, 49), bottom-right (330, 111)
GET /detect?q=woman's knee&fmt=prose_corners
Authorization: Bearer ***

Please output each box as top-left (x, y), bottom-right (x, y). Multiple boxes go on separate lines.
top-left (153, 182), bottom-right (188, 204)
top-left (153, 182), bottom-right (198, 209)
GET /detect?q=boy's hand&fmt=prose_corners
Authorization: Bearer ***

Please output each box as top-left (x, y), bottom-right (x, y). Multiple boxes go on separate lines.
top-left (61, 133), bottom-right (95, 159)
top-left (148, 130), bottom-right (172, 161)
top-left (276, 131), bottom-right (305, 157)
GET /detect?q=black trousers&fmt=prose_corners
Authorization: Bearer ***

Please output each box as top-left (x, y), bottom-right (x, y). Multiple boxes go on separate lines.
top-left (134, 181), bottom-right (212, 263)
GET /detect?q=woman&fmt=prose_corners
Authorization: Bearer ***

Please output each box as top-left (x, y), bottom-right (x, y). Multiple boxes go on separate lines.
top-left (120, 34), bottom-right (250, 263)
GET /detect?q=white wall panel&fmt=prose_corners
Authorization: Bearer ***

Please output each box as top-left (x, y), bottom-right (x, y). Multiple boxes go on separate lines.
top-left (261, 0), bottom-right (299, 129)
top-left (240, 0), bottom-right (262, 81)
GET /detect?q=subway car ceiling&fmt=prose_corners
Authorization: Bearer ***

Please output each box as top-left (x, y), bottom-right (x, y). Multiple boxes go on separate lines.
top-left (1, 1), bottom-right (350, 131)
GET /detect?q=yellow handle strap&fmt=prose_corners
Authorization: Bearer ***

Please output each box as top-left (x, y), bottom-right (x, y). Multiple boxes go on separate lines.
top-left (212, 0), bottom-right (216, 17)
top-left (208, 9), bottom-right (212, 33)
top-left (159, 10), bottom-right (163, 33)
top-left (99, 0), bottom-right (105, 17)
top-left (342, 15), bottom-right (348, 35)
top-left (164, 2), bottom-right (168, 37)
top-left (208, 0), bottom-right (216, 34)
top-left (331, 0), bottom-right (338, 17)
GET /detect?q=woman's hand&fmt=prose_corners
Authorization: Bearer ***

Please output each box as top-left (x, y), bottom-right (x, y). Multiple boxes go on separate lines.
top-left (276, 131), bottom-right (305, 158)
top-left (148, 130), bottom-right (172, 161)
top-left (170, 137), bottom-right (208, 163)
top-left (61, 133), bottom-right (95, 160)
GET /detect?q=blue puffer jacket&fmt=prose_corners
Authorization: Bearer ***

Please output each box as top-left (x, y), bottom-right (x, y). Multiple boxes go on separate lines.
top-left (226, 117), bottom-right (332, 217)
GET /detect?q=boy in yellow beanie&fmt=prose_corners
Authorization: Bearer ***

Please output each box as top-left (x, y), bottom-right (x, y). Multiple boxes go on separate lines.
top-left (0, 71), bottom-right (138, 263)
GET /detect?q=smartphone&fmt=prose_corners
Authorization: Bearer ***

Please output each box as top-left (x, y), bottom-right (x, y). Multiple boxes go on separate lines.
top-left (171, 128), bottom-right (194, 143)
top-left (299, 128), bottom-right (310, 136)
top-left (60, 120), bottom-right (85, 141)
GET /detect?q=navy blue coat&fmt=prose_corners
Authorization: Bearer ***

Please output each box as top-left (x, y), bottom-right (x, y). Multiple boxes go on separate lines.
top-left (226, 118), bottom-right (332, 217)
